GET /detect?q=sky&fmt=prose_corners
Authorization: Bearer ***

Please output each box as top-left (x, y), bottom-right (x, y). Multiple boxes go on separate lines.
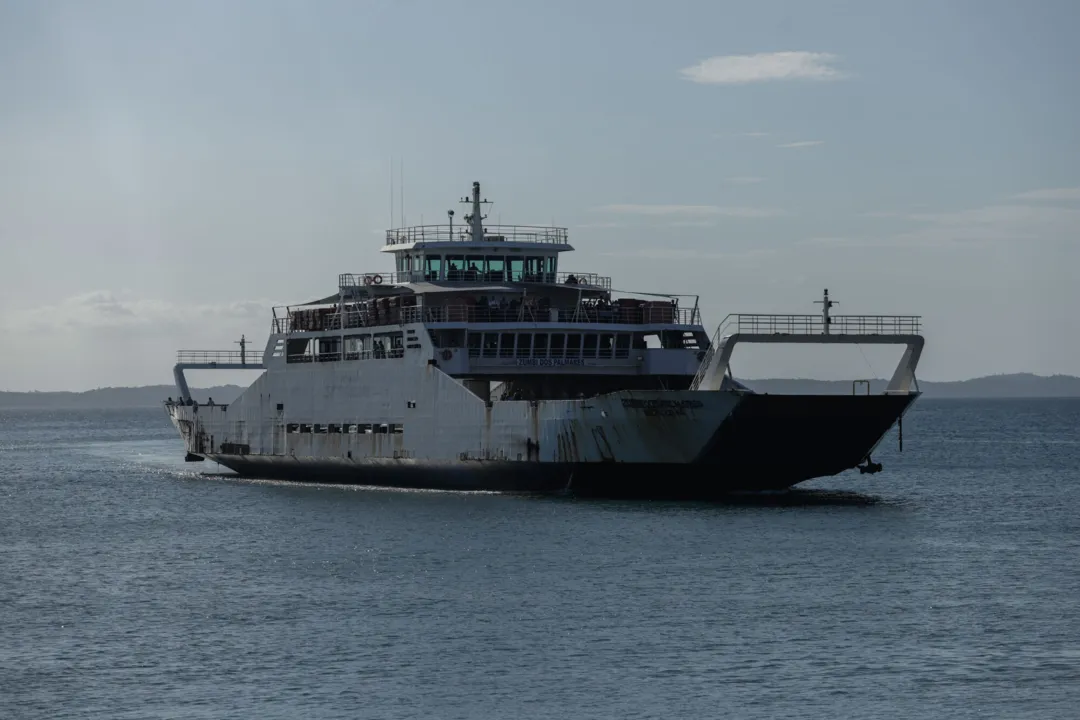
top-left (1, 0), bottom-right (1078, 391)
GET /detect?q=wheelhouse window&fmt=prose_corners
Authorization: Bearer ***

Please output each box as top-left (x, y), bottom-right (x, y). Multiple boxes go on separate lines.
top-left (508, 256), bottom-right (524, 282)
top-left (545, 256), bottom-right (556, 281)
top-left (465, 255), bottom-right (484, 281)
top-left (445, 255), bottom-right (465, 280)
top-left (524, 257), bottom-right (544, 282)
top-left (424, 255), bottom-right (442, 281)
top-left (485, 256), bottom-right (505, 281)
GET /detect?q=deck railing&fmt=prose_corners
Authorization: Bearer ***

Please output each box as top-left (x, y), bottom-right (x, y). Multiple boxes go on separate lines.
top-left (338, 270), bottom-right (610, 290)
top-left (383, 224), bottom-right (569, 247)
top-left (271, 301), bottom-right (700, 334)
top-left (722, 313), bottom-right (922, 336)
top-left (424, 305), bottom-right (699, 326)
top-left (176, 350), bottom-right (253, 364)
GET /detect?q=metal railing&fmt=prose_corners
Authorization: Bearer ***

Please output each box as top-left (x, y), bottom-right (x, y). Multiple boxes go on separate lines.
top-left (721, 313), bottom-right (922, 336)
top-left (469, 347), bottom-right (635, 360)
top-left (286, 348), bottom-right (404, 364)
top-left (271, 302), bottom-right (700, 334)
top-left (176, 350), bottom-right (254, 364)
top-left (689, 324), bottom-right (724, 390)
top-left (424, 304), bottom-right (700, 326)
top-left (383, 224), bottom-right (569, 246)
top-left (338, 270), bottom-right (611, 290)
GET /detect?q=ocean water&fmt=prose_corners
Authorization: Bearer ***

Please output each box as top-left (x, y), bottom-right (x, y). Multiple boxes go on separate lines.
top-left (1, 399), bottom-right (1078, 719)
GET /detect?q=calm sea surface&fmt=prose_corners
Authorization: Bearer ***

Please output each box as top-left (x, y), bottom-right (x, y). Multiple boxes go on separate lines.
top-left (1, 399), bottom-right (1079, 719)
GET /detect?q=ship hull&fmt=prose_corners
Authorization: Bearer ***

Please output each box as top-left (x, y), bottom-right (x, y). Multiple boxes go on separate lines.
top-left (186, 392), bottom-right (918, 498)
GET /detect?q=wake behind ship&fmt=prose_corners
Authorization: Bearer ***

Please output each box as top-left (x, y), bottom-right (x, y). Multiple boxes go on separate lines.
top-left (166, 182), bottom-right (925, 498)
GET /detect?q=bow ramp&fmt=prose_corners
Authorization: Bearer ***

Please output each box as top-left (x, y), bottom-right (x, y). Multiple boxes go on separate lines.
top-left (692, 290), bottom-right (924, 394)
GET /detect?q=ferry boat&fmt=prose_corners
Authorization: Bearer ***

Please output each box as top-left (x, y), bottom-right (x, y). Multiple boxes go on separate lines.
top-left (166, 181), bottom-right (925, 497)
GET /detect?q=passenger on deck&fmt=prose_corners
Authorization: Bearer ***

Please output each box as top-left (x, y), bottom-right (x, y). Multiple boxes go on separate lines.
top-left (565, 274), bottom-right (578, 285)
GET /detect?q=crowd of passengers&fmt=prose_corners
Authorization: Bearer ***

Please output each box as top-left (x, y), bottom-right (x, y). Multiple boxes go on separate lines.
top-left (287, 295), bottom-right (676, 332)
top-left (438, 266), bottom-right (567, 283)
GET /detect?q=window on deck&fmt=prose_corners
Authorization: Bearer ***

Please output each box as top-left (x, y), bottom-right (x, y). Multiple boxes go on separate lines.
top-left (424, 255), bottom-right (442, 281)
top-left (525, 257), bottom-right (544, 282)
top-left (445, 255), bottom-right (465, 280)
top-left (515, 334), bottom-right (532, 358)
top-left (508, 257), bottom-right (524, 282)
top-left (485, 256), bottom-right (505, 281)
top-left (465, 256), bottom-right (484, 280)
top-left (499, 333), bottom-right (515, 358)
top-left (550, 333), bottom-right (565, 358)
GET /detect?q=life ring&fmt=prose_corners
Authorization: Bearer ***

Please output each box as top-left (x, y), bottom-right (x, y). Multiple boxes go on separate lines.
top-left (363, 275), bottom-right (373, 286)
top-left (372, 274), bottom-right (383, 285)
top-left (441, 349), bottom-right (452, 361)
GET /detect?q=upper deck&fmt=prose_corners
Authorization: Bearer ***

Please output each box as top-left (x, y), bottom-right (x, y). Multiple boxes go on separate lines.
top-left (382, 224), bottom-right (571, 251)
top-left (382, 180), bottom-right (572, 255)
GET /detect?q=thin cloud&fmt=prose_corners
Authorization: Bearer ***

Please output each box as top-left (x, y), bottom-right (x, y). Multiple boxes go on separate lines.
top-left (713, 131), bottom-right (771, 138)
top-left (1011, 187), bottom-right (1080, 202)
top-left (2, 291), bottom-right (280, 334)
top-left (680, 52), bottom-right (846, 85)
top-left (777, 140), bottom-right (824, 149)
top-left (668, 220), bottom-right (717, 228)
top-left (726, 176), bottom-right (766, 185)
top-left (596, 248), bottom-right (778, 263)
top-left (807, 201), bottom-right (1080, 249)
top-left (575, 222), bottom-right (625, 229)
top-left (593, 204), bottom-right (784, 218)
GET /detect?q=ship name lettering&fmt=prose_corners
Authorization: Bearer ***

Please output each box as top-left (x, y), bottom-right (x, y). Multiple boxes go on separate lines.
top-left (514, 358), bottom-right (585, 367)
top-left (620, 398), bottom-right (704, 416)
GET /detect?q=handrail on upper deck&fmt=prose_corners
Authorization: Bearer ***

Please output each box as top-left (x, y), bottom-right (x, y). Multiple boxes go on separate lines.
top-left (176, 350), bottom-right (254, 364)
top-left (383, 224), bottom-right (569, 247)
top-left (720, 313), bottom-right (922, 336)
top-left (271, 300), bottom-right (701, 334)
top-left (338, 270), bottom-right (611, 290)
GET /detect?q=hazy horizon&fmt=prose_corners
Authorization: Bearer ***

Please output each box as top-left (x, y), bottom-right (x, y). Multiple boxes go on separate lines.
top-left (6, 370), bottom-right (1080, 396)
top-left (2, 0), bottom-right (1077, 390)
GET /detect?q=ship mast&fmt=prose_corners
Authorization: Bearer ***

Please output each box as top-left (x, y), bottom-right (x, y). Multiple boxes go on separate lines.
top-left (460, 181), bottom-right (492, 243)
top-left (814, 288), bottom-right (837, 334)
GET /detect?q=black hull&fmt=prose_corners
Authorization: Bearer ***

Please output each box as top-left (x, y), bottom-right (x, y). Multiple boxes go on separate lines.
top-left (692, 392), bottom-right (919, 490)
top-left (201, 393), bottom-right (917, 498)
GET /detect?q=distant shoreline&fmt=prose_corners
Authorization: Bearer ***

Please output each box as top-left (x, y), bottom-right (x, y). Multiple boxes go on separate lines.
top-left (2, 373), bottom-right (1079, 409)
